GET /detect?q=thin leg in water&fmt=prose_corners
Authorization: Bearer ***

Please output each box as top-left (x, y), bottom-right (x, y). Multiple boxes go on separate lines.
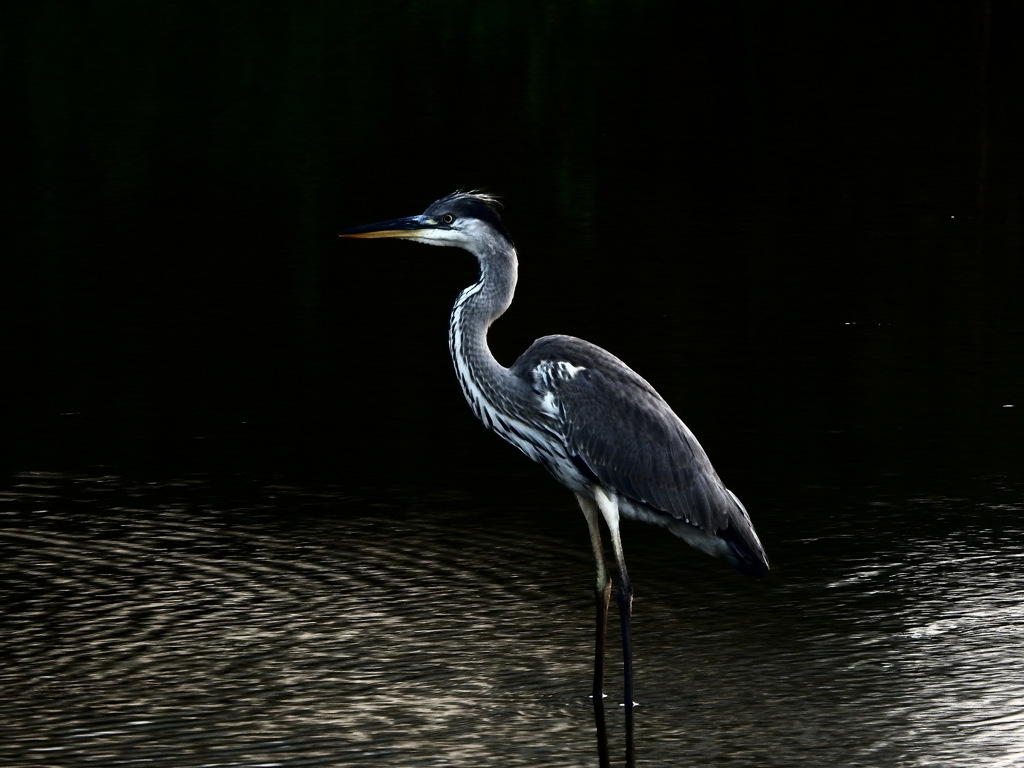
top-left (591, 684), bottom-right (612, 768)
top-left (577, 494), bottom-right (612, 702)
top-left (593, 487), bottom-right (635, 711)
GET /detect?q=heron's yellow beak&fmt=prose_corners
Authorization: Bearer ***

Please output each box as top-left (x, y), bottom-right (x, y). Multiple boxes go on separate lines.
top-left (338, 214), bottom-right (445, 239)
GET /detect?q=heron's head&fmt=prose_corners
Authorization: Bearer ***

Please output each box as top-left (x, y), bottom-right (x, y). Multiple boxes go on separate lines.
top-left (338, 191), bottom-right (513, 256)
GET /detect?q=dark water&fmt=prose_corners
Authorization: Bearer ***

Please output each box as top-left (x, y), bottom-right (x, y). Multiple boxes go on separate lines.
top-left (3, 472), bottom-right (1023, 766)
top-left (3, 2), bottom-right (1024, 766)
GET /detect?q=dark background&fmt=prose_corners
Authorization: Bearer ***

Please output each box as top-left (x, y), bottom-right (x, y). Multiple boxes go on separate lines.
top-left (2, 1), bottom-right (1021, 499)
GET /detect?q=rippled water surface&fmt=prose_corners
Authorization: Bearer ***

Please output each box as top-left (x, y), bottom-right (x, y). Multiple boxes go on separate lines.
top-left (2, 471), bottom-right (1022, 767)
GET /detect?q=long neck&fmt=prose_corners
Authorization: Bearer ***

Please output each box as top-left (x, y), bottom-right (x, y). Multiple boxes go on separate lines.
top-left (448, 243), bottom-right (529, 426)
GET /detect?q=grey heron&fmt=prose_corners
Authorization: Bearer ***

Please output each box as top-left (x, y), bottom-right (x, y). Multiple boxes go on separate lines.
top-left (339, 191), bottom-right (768, 710)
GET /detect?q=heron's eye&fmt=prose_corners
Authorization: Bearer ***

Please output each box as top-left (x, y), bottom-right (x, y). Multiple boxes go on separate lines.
top-left (441, 214), bottom-right (455, 224)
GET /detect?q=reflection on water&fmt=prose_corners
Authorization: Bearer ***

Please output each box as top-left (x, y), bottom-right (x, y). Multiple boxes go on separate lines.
top-left (2, 472), bottom-right (1023, 766)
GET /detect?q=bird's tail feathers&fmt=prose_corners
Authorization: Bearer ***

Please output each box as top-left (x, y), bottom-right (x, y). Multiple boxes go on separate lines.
top-left (719, 490), bottom-right (769, 577)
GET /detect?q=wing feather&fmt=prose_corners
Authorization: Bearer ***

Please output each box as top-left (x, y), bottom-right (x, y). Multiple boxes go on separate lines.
top-left (512, 334), bottom-right (757, 543)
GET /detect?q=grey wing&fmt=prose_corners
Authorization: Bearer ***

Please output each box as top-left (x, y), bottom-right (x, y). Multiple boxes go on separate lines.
top-left (514, 335), bottom-right (767, 573)
top-left (558, 356), bottom-right (733, 533)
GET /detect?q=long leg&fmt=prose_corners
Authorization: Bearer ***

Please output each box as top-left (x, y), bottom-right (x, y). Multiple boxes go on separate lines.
top-left (593, 487), bottom-right (635, 711)
top-left (591, 687), bottom-right (612, 768)
top-left (577, 494), bottom-right (612, 701)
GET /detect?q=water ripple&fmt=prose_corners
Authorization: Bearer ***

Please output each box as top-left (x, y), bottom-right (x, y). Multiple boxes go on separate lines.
top-left (2, 472), bottom-right (1023, 766)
